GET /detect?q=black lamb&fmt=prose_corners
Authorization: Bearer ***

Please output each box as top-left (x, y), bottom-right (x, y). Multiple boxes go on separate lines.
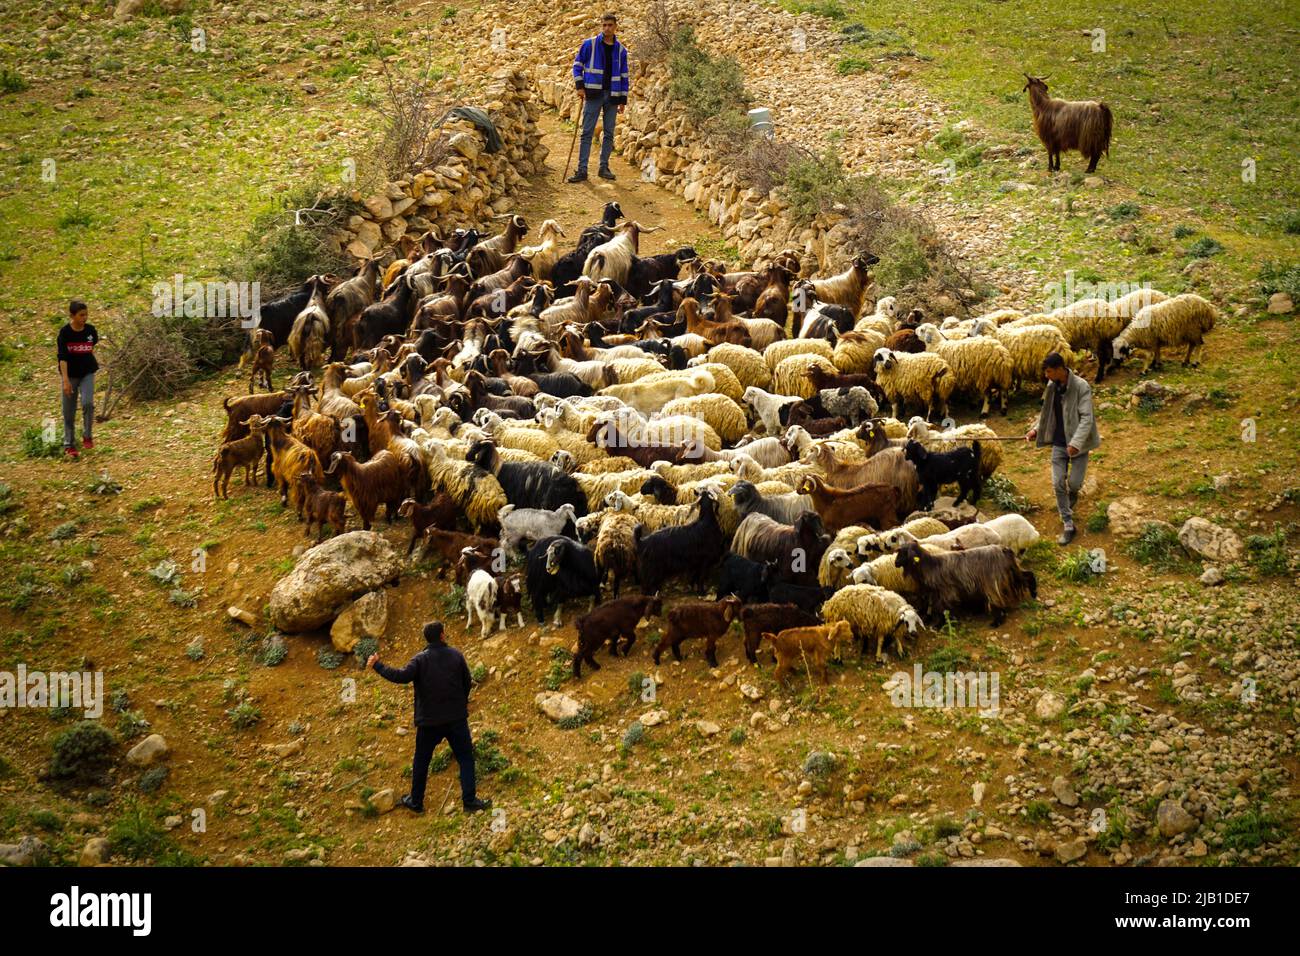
top-left (715, 553), bottom-right (772, 604)
top-left (766, 577), bottom-right (833, 615)
top-left (249, 278), bottom-right (317, 351)
top-left (526, 535), bottom-right (601, 626)
top-left (904, 439), bottom-right (984, 510)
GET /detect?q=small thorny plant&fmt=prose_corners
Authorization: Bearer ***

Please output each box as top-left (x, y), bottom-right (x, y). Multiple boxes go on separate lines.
top-left (557, 705), bottom-right (594, 730)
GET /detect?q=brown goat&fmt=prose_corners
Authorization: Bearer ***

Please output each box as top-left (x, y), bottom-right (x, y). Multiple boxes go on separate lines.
top-left (419, 529), bottom-right (499, 578)
top-left (573, 593), bottom-right (663, 677)
top-left (807, 444), bottom-right (920, 514)
top-left (804, 363), bottom-right (875, 393)
top-left (495, 572), bottom-right (525, 629)
top-left (396, 493), bottom-right (459, 555)
top-left (244, 414), bottom-right (323, 512)
top-left (763, 620), bottom-right (853, 686)
top-left (294, 473), bottom-right (347, 541)
top-left (211, 433), bottom-right (263, 499)
top-left (1023, 74), bottom-right (1113, 173)
top-left (653, 595), bottom-right (742, 667)
top-left (740, 603), bottom-right (821, 665)
top-left (586, 418), bottom-right (692, 469)
top-left (248, 328), bottom-right (274, 393)
top-left (221, 389), bottom-right (294, 444)
top-left (324, 450), bottom-right (406, 530)
top-left (796, 474), bottom-right (901, 532)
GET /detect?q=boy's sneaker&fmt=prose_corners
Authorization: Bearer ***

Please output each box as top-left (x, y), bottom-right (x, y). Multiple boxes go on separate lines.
top-left (1058, 527), bottom-right (1076, 545)
top-left (64, 446), bottom-right (79, 460)
top-left (463, 797), bottom-right (492, 814)
top-left (81, 438), bottom-right (94, 450)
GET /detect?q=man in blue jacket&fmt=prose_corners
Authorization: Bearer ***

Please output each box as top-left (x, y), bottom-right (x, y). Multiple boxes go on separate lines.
top-left (567, 12), bottom-right (630, 183)
top-left (369, 622), bottom-right (491, 814)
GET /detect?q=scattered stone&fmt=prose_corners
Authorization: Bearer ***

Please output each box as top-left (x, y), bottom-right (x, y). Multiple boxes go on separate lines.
top-left (1035, 692), bottom-right (1066, 721)
top-left (1055, 839), bottom-right (1087, 863)
top-left (535, 692), bottom-right (587, 722)
top-left (1052, 776), bottom-right (1079, 807)
top-left (1178, 517), bottom-right (1244, 564)
top-left (1199, 566), bottom-right (1225, 587)
top-left (370, 789), bottom-right (397, 814)
top-left (0, 836), bottom-right (47, 867)
top-left (696, 720), bottom-right (722, 737)
top-left (1156, 800), bottom-right (1197, 838)
top-left (79, 837), bottom-right (110, 866)
top-left (639, 709), bottom-right (669, 727)
top-left (330, 589), bottom-right (388, 653)
top-left (1267, 292), bottom-right (1294, 314)
top-left (227, 606), bottom-right (258, 628)
top-left (125, 734), bottom-right (169, 767)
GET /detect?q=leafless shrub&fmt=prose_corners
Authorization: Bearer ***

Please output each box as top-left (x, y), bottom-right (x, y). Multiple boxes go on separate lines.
top-left (629, 0), bottom-right (676, 66)
top-left (362, 30), bottom-right (457, 183)
top-left (732, 136), bottom-right (814, 196)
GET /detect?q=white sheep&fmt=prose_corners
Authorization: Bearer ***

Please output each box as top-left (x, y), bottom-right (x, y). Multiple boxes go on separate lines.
top-left (705, 343), bottom-right (772, 390)
top-left (871, 348), bottom-right (955, 421)
top-left (1113, 293), bottom-right (1217, 372)
top-left (973, 320), bottom-right (1074, 389)
top-left (498, 502), bottom-right (578, 557)
top-left (914, 323), bottom-right (1013, 417)
top-left (465, 568), bottom-right (498, 639)
top-left (743, 385), bottom-right (803, 435)
top-left (976, 513), bottom-right (1040, 554)
top-left (886, 525), bottom-right (1001, 552)
top-left (856, 516), bottom-right (950, 557)
top-left (821, 584), bottom-right (926, 663)
top-left (601, 368), bottom-right (715, 417)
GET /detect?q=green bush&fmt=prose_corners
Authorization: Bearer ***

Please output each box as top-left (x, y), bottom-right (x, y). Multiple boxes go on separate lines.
top-left (1123, 522), bottom-right (1188, 571)
top-left (1172, 224), bottom-right (1197, 239)
top-left (1055, 548), bottom-right (1101, 583)
top-left (873, 227), bottom-right (930, 290)
top-left (984, 475), bottom-right (1032, 514)
top-left (222, 183), bottom-right (355, 296)
top-left (1109, 201), bottom-right (1141, 221)
top-left (1085, 503), bottom-right (1110, 533)
top-left (137, 765), bottom-right (169, 794)
top-left (21, 425), bottom-right (61, 459)
top-left (557, 705), bottom-right (594, 730)
top-left (1257, 261), bottom-right (1300, 301)
top-left (1186, 236), bottom-right (1224, 259)
top-left (316, 648), bottom-right (345, 670)
top-left (622, 720), bottom-right (645, 749)
top-left (1275, 211), bottom-right (1300, 236)
top-left (0, 68), bottom-right (29, 94)
top-left (227, 701), bottom-right (262, 729)
top-left (50, 721), bottom-right (116, 781)
top-left (781, 148), bottom-right (870, 225)
top-left (666, 27), bottom-right (751, 129)
top-left (1245, 530), bottom-right (1290, 576)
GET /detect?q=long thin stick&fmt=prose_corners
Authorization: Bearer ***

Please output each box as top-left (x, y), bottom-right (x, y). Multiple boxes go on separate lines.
top-left (561, 106), bottom-right (581, 182)
top-left (436, 774), bottom-right (457, 814)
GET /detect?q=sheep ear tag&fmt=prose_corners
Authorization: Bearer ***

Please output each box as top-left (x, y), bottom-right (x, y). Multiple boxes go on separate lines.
top-left (913, 557), bottom-right (920, 563)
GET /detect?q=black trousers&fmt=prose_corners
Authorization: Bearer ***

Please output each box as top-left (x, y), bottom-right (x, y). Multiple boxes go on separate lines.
top-left (410, 718), bottom-right (476, 808)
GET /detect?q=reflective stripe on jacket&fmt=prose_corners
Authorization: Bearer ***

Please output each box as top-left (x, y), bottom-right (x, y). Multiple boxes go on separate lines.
top-left (572, 35), bottom-right (630, 96)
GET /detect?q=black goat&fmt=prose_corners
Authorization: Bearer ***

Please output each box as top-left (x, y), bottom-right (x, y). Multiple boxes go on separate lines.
top-left (904, 439), bottom-right (983, 510)
top-left (635, 488), bottom-right (726, 595)
top-left (766, 578), bottom-right (833, 615)
top-left (626, 247), bottom-right (697, 301)
top-left (526, 535), bottom-right (601, 627)
top-left (354, 274), bottom-right (418, 349)
top-left (468, 440), bottom-right (588, 516)
top-left (714, 553), bottom-right (772, 604)
top-left (248, 278), bottom-right (318, 351)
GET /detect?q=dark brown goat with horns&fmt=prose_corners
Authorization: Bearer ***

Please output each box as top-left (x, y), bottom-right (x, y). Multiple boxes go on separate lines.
top-left (1023, 74), bottom-right (1113, 173)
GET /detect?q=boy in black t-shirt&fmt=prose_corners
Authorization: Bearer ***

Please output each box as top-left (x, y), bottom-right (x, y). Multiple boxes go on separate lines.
top-left (57, 300), bottom-right (99, 459)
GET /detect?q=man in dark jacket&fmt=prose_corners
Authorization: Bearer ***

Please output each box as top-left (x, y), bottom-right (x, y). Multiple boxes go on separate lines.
top-left (368, 622), bottom-right (491, 814)
top-left (1026, 352), bottom-right (1101, 545)
top-left (567, 12), bottom-right (630, 183)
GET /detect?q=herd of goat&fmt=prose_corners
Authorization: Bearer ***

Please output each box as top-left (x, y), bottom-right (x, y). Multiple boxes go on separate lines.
top-left (215, 201), bottom-right (1217, 685)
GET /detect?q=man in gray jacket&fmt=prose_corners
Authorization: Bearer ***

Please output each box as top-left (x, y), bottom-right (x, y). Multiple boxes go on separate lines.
top-left (1025, 352), bottom-right (1100, 544)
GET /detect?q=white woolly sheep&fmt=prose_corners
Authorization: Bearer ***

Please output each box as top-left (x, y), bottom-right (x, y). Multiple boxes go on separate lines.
top-left (744, 385), bottom-right (803, 435)
top-left (705, 343), bottom-right (772, 390)
top-left (975, 513), bottom-right (1040, 554)
top-left (914, 323), bottom-right (1014, 417)
top-left (833, 329), bottom-right (888, 374)
top-left (773, 354), bottom-right (836, 400)
top-left (1113, 293), bottom-right (1217, 372)
top-left (498, 502), bottom-right (578, 557)
top-left (871, 348), bottom-right (955, 421)
top-left (764, 337), bottom-right (834, 371)
top-left (660, 392), bottom-right (749, 444)
top-left (601, 368), bottom-right (715, 417)
top-left (974, 321), bottom-right (1075, 389)
top-left (821, 584), bottom-right (926, 662)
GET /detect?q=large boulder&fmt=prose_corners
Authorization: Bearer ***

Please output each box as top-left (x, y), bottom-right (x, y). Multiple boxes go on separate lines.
top-left (1108, 497), bottom-right (1162, 539)
top-left (535, 692), bottom-right (587, 722)
top-left (1178, 517), bottom-right (1244, 564)
top-left (269, 532), bottom-right (403, 632)
top-left (330, 590), bottom-right (389, 653)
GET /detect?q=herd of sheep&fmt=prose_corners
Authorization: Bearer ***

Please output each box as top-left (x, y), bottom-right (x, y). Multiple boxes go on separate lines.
top-left (213, 201), bottom-right (1218, 686)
